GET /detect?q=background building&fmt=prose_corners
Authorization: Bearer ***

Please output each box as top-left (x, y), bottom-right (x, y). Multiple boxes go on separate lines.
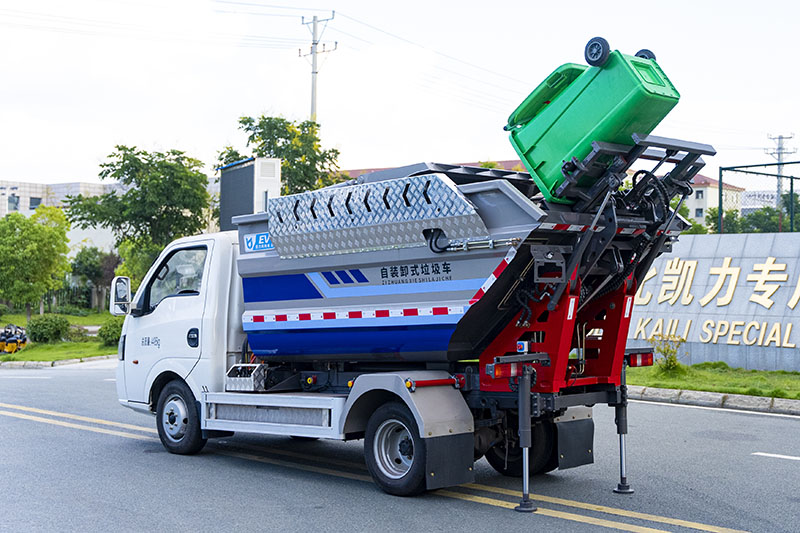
top-left (684, 175), bottom-right (744, 225)
top-left (0, 180), bottom-right (121, 254)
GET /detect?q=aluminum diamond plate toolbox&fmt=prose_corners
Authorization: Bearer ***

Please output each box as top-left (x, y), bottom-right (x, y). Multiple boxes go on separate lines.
top-left (265, 173), bottom-right (489, 258)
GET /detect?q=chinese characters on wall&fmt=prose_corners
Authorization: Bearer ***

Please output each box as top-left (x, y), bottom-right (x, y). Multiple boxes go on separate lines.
top-left (632, 256), bottom-right (798, 348)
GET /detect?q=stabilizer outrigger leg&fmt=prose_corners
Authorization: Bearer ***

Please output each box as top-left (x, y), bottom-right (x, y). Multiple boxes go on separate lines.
top-left (515, 364), bottom-right (537, 512)
top-left (613, 360), bottom-right (634, 494)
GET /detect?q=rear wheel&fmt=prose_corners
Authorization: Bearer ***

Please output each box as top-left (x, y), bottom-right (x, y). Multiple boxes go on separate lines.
top-left (156, 380), bottom-right (207, 455)
top-left (485, 421), bottom-right (555, 476)
top-left (364, 402), bottom-right (426, 496)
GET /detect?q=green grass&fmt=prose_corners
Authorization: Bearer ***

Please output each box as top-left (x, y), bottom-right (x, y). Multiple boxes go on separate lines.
top-left (0, 311), bottom-right (111, 327)
top-left (0, 341), bottom-right (115, 362)
top-left (628, 361), bottom-right (800, 400)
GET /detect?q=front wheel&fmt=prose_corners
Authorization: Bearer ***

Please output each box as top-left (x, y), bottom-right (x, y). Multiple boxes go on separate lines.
top-left (364, 402), bottom-right (426, 496)
top-left (156, 380), bottom-right (207, 455)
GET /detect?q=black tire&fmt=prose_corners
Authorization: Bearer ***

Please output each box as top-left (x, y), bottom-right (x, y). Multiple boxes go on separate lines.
top-left (635, 49), bottom-right (656, 61)
top-left (485, 422), bottom-right (555, 477)
top-left (364, 402), bottom-right (426, 496)
top-left (156, 380), bottom-right (207, 455)
top-left (584, 37), bottom-right (611, 67)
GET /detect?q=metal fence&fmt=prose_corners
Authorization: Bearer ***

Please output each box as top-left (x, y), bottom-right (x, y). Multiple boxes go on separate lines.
top-left (42, 287), bottom-right (93, 312)
top-left (718, 161), bottom-right (800, 233)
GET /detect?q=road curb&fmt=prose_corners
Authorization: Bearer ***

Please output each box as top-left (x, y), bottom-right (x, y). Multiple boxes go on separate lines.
top-left (0, 354), bottom-right (115, 369)
top-left (628, 385), bottom-right (800, 416)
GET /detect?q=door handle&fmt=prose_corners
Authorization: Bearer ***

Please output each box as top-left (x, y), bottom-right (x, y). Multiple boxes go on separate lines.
top-left (187, 328), bottom-right (199, 348)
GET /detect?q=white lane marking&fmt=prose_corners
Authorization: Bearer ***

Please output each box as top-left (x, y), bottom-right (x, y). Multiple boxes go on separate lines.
top-left (752, 452), bottom-right (800, 461)
top-left (0, 376), bottom-right (52, 379)
top-left (629, 399), bottom-right (800, 420)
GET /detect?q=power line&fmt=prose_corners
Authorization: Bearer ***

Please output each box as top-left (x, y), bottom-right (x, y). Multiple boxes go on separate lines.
top-left (315, 25), bottom-right (373, 45)
top-left (336, 11), bottom-right (529, 86)
top-left (214, 1), bottom-right (327, 12)
top-left (212, 2), bottom-right (530, 87)
top-left (213, 10), bottom-right (303, 18)
top-left (0, 8), bottom-right (307, 49)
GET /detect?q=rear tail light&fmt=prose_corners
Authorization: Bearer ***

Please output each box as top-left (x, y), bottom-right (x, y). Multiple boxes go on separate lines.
top-left (486, 362), bottom-right (522, 379)
top-left (627, 352), bottom-right (653, 367)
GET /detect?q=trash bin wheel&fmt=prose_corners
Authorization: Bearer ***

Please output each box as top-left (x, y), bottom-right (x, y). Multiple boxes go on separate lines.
top-left (585, 37), bottom-right (610, 66)
top-left (635, 49), bottom-right (656, 60)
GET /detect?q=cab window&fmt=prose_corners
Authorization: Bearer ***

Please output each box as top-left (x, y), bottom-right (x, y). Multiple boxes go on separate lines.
top-left (145, 247), bottom-right (207, 312)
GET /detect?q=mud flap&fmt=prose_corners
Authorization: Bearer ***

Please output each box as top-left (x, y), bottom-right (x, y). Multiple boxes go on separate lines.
top-left (424, 433), bottom-right (475, 490)
top-left (555, 418), bottom-right (595, 469)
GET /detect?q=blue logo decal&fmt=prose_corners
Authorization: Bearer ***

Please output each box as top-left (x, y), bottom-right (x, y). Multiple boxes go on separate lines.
top-left (244, 232), bottom-right (274, 252)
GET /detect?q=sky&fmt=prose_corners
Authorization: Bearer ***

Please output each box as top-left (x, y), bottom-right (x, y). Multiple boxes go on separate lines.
top-left (1, 0), bottom-right (798, 190)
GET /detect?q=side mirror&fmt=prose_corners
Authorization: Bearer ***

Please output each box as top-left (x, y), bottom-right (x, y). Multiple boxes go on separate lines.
top-left (110, 276), bottom-right (132, 316)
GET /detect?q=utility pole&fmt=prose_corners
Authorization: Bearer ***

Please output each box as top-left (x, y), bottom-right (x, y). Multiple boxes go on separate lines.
top-left (766, 134), bottom-right (796, 208)
top-left (300, 12), bottom-right (337, 123)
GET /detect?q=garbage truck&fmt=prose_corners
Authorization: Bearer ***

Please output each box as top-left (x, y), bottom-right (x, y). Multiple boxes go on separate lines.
top-left (110, 37), bottom-right (715, 508)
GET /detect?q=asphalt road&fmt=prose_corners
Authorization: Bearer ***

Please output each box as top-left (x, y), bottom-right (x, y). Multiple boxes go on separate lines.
top-left (1, 360), bottom-right (798, 533)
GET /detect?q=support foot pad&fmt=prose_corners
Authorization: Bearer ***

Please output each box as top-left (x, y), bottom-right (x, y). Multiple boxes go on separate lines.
top-left (613, 483), bottom-right (634, 494)
top-left (514, 499), bottom-right (537, 513)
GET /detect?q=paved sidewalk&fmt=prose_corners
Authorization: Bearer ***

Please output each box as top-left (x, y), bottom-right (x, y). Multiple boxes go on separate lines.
top-left (628, 385), bottom-right (800, 416)
top-left (0, 354), bottom-right (114, 369)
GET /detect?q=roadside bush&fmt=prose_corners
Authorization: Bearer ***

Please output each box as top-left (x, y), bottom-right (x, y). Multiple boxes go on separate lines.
top-left (98, 316), bottom-right (125, 346)
top-left (56, 304), bottom-right (90, 317)
top-left (28, 315), bottom-right (70, 343)
top-left (0, 303), bottom-right (9, 317)
top-left (648, 334), bottom-right (688, 376)
top-left (65, 325), bottom-right (92, 343)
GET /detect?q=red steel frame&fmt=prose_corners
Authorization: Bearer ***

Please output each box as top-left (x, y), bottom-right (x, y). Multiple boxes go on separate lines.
top-left (478, 276), bottom-right (636, 394)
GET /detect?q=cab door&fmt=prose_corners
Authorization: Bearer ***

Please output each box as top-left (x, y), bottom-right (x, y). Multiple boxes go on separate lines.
top-left (124, 242), bottom-right (213, 404)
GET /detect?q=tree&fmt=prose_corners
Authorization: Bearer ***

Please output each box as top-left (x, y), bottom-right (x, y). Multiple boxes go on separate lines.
top-left (114, 236), bottom-right (162, 292)
top-left (227, 116), bottom-right (347, 195)
top-left (72, 247), bottom-right (104, 286)
top-left (217, 146), bottom-right (246, 167)
top-left (72, 246), bottom-right (120, 312)
top-left (742, 206), bottom-right (781, 233)
top-left (705, 207), bottom-right (743, 234)
top-left (66, 145), bottom-right (210, 247)
top-left (478, 161), bottom-right (500, 169)
top-left (779, 192), bottom-right (800, 231)
top-left (0, 207), bottom-right (71, 322)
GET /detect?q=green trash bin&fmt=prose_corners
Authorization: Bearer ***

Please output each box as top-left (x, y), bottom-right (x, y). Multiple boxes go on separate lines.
top-left (507, 50), bottom-right (680, 204)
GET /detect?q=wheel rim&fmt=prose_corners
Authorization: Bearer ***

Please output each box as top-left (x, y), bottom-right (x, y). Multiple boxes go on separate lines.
top-left (587, 42), bottom-right (603, 61)
top-left (162, 394), bottom-right (189, 442)
top-left (373, 418), bottom-right (414, 479)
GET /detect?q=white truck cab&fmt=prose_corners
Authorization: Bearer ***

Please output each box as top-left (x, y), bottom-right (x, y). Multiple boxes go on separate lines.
top-left (114, 232), bottom-right (244, 415)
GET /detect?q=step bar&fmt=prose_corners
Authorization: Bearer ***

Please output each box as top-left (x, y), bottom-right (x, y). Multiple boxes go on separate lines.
top-left (202, 391), bottom-right (348, 439)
